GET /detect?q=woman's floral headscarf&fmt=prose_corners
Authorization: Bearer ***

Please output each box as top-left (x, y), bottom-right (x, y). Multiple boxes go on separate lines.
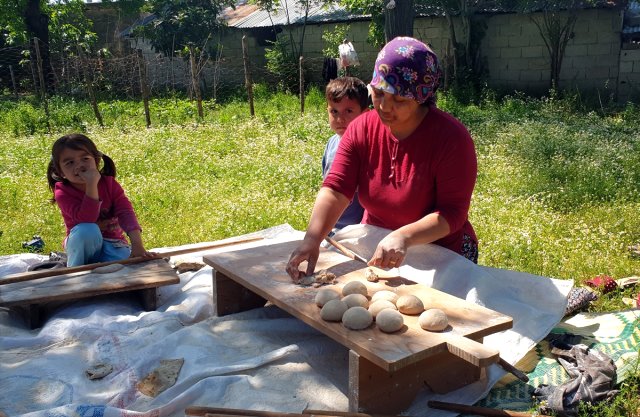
top-left (369, 36), bottom-right (441, 104)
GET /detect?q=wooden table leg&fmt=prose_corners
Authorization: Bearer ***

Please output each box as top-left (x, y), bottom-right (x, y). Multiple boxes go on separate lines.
top-left (348, 349), bottom-right (483, 414)
top-left (139, 288), bottom-right (157, 310)
top-left (213, 271), bottom-right (266, 316)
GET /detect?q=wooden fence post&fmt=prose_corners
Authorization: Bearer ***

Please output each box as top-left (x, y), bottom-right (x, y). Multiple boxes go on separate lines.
top-left (78, 45), bottom-right (104, 127)
top-left (33, 38), bottom-right (51, 132)
top-left (9, 65), bottom-right (18, 99)
top-left (242, 35), bottom-right (255, 117)
top-left (137, 49), bottom-right (151, 128)
top-left (299, 56), bottom-right (305, 114)
top-left (189, 46), bottom-right (204, 120)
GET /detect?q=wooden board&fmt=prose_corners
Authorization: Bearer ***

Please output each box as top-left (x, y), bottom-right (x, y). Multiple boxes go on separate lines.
top-left (203, 239), bottom-right (512, 373)
top-left (0, 259), bottom-right (179, 307)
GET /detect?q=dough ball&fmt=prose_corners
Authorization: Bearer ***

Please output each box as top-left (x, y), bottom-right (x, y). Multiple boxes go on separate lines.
top-left (418, 309), bottom-right (449, 331)
top-left (342, 306), bottom-right (373, 330)
top-left (320, 299), bottom-right (349, 322)
top-left (371, 290), bottom-right (399, 305)
top-left (342, 281), bottom-right (368, 297)
top-left (396, 295), bottom-right (424, 315)
top-left (343, 293), bottom-right (369, 309)
top-left (315, 288), bottom-right (341, 307)
top-left (93, 263), bottom-right (124, 274)
top-left (368, 300), bottom-right (397, 318)
top-left (376, 309), bottom-right (404, 333)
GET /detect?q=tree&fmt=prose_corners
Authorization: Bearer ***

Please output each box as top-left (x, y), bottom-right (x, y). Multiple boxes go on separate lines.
top-left (383, 0), bottom-right (415, 40)
top-left (517, 0), bottom-right (591, 90)
top-left (136, 0), bottom-right (236, 56)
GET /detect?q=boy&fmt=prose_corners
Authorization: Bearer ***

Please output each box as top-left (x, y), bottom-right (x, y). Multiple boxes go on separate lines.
top-left (321, 77), bottom-right (369, 230)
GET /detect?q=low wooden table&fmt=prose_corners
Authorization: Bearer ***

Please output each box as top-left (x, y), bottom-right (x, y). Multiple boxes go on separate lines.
top-left (0, 259), bottom-right (179, 329)
top-left (203, 239), bottom-right (513, 414)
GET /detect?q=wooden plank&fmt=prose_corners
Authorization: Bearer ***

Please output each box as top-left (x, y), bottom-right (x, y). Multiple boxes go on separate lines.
top-left (213, 271), bottom-right (266, 316)
top-left (348, 348), bottom-right (482, 413)
top-left (203, 239), bottom-right (512, 373)
top-left (0, 260), bottom-right (179, 307)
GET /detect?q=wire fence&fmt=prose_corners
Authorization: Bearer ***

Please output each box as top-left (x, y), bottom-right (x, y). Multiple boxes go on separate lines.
top-left (0, 37), bottom-right (334, 129)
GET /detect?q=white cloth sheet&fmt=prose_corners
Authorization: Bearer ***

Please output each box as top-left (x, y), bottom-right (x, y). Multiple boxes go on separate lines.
top-left (0, 224), bottom-right (572, 417)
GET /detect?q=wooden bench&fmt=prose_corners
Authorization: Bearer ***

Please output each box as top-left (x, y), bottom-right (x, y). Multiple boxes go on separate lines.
top-left (0, 259), bottom-right (179, 329)
top-left (203, 239), bottom-right (513, 414)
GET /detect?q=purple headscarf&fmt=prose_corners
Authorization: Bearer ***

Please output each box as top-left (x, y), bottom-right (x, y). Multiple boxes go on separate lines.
top-left (369, 36), bottom-right (441, 104)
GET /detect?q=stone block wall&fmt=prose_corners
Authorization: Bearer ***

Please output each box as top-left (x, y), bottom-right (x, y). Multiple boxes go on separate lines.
top-left (618, 46), bottom-right (640, 102)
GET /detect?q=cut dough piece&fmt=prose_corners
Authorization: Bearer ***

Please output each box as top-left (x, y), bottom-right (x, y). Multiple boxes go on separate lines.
top-left (376, 309), bottom-right (404, 333)
top-left (342, 306), bottom-right (373, 330)
top-left (92, 263), bottom-right (124, 274)
top-left (365, 267), bottom-right (379, 282)
top-left (321, 299), bottom-right (348, 321)
top-left (315, 288), bottom-right (341, 307)
top-left (342, 281), bottom-right (368, 297)
top-left (86, 363), bottom-right (113, 380)
top-left (371, 290), bottom-right (399, 305)
top-left (342, 293), bottom-right (369, 309)
top-left (396, 295), bottom-right (424, 315)
top-left (368, 299), bottom-right (397, 318)
top-left (419, 308), bottom-right (449, 331)
top-left (136, 358), bottom-right (184, 397)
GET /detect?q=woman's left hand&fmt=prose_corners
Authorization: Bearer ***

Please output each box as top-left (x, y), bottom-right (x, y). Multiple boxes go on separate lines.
top-left (368, 231), bottom-right (408, 269)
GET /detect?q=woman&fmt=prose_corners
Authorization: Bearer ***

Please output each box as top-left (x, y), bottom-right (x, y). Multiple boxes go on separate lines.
top-left (286, 37), bottom-right (478, 281)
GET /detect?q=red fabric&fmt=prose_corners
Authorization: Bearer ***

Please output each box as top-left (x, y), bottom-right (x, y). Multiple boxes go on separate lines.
top-left (323, 106), bottom-right (477, 255)
top-left (54, 175), bottom-right (141, 243)
top-left (585, 275), bottom-right (618, 294)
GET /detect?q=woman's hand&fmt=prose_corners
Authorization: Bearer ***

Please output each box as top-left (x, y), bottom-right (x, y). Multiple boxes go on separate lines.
top-left (368, 231), bottom-right (408, 269)
top-left (286, 238), bottom-right (321, 282)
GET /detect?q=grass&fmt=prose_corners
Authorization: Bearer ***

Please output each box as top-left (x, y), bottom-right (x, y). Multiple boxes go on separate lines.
top-left (0, 88), bottom-right (638, 416)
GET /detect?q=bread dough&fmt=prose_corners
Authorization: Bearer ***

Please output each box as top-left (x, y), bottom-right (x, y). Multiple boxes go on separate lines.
top-left (342, 306), bottom-right (373, 330)
top-left (342, 281), bottom-right (368, 297)
top-left (315, 288), bottom-right (341, 307)
top-left (342, 293), bottom-right (369, 309)
top-left (136, 358), bottom-right (184, 397)
top-left (371, 290), bottom-right (399, 305)
top-left (298, 269), bottom-right (337, 287)
top-left (320, 299), bottom-right (349, 321)
top-left (368, 299), bottom-right (397, 318)
top-left (419, 308), bottom-right (449, 331)
top-left (365, 267), bottom-right (379, 282)
top-left (396, 295), bottom-right (424, 315)
top-left (92, 263), bottom-right (125, 274)
top-left (376, 309), bottom-right (404, 333)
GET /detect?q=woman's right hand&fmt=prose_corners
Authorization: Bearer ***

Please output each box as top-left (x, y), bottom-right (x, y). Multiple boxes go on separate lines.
top-left (286, 238), bottom-right (321, 282)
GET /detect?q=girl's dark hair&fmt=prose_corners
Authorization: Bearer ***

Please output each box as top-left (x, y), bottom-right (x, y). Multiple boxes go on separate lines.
top-left (47, 133), bottom-right (117, 201)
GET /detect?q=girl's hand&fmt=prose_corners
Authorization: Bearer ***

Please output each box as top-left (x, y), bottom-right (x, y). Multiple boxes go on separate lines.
top-left (130, 246), bottom-right (156, 259)
top-left (368, 231), bottom-right (408, 269)
top-left (77, 165), bottom-right (101, 187)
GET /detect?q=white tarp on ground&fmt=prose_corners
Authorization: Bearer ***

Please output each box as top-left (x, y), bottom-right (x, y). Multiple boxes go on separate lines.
top-left (0, 224), bottom-right (573, 417)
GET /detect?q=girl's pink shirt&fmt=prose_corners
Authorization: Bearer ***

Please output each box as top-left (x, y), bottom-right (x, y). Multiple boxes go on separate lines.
top-left (54, 175), bottom-right (141, 243)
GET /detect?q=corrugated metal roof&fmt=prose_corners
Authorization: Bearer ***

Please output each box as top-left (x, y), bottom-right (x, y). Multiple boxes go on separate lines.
top-left (224, 0), bottom-right (367, 28)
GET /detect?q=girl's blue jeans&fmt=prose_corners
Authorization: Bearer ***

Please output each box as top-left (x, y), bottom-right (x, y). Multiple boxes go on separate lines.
top-left (65, 223), bottom-right (131, 267)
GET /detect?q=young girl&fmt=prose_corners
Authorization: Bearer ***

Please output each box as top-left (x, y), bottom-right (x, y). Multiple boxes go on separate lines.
top-left (47, 133), bottom-right (152, 267)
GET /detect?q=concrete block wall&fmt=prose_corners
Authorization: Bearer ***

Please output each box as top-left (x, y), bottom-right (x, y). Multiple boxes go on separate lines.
top-left (618, 47), bottom-right (640, 103)
top-left (483, 9), bottom-right (623, 96)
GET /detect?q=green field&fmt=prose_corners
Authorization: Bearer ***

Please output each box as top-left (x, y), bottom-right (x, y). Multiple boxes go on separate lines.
top-left (0, 89), bottom-right (639, 415)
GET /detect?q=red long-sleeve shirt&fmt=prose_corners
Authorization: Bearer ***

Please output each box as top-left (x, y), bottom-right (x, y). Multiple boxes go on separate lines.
top-left (323, 106), bottom-right (477, 255)
top-left (54, 175), bottom-right (141, 244)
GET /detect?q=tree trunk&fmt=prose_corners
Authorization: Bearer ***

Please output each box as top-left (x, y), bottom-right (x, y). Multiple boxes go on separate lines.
top-left (24, 0), bottom-right (53, 91)
top-left (384, 0), bottom-right (415, 42)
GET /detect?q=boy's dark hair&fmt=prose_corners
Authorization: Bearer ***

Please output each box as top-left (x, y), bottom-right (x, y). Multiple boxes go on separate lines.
top-left (47, 133), bottom-right (117, 200)
top-left (325, 77), bottom-right (369, 110)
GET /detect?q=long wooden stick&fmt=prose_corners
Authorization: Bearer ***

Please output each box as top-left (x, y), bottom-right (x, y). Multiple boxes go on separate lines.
top-left (1, 236), bottom-right (264, 285)
top-left (498, 357), bottom-right (529, 382)
top-left (324, 236), bottom-right (368, 263)
top-left (186, 407), bottom-right (403, 417)
top-left (428, 401), bottom-right (545, 417)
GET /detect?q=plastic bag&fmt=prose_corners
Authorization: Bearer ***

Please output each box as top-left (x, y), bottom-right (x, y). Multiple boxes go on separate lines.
top-left (339, 41), bottom-right (359, 67)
